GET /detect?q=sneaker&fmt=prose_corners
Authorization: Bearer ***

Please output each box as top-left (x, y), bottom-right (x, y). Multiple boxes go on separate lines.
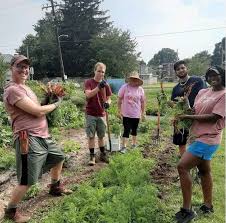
top-left (100, 152), bottom-right (109, 163)
top-left (88, 154), bottom-right (95, 166)
top-left (199, 204), bottom-right (214, 214)
top-left (131, 144), bottom-right (137, 149)
top-left (175, 208), bottom-right (196, 223)
top-left (120, 147), bottom-right (127, 154)
top-left (49, 180), bottom-right (73, 196)
top-left (4, 208), bottom-right (30, 223)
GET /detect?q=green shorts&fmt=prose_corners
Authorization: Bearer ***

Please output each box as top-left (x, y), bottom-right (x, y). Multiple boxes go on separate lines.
top-left (85, 115), bottom-right (106, 138)
top-left (15, 136), bottom-right (65, 186)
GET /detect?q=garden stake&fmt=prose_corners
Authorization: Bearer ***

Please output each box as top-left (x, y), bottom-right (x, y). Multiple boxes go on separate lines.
top-left (152, 110), bottom-right (160, 146)
top-left (152, 80), bottom-right (165, 146)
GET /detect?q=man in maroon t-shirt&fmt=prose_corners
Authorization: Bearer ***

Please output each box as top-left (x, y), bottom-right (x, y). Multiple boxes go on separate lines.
top-left (84, 62), bottom-right (112, 165)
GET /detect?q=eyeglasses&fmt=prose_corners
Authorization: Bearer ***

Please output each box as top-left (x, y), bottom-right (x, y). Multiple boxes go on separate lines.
top-left (14, 64), bottom-right (29, 70)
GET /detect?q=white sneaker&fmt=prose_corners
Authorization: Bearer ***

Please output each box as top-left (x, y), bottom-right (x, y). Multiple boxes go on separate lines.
top-left (120, 147), bottom-right (127, 154)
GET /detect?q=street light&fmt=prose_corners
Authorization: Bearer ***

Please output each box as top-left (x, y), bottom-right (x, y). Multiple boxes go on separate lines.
top-left (58, 34), bottom-right (69, 81)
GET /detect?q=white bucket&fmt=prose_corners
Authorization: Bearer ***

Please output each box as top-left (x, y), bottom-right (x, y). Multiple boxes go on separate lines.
top-left (106, 134), bottom-right (121, 152)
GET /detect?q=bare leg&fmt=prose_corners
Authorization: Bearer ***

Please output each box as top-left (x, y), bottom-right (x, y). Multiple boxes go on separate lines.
top-left (98, 137), bottom-right (105, 148)
top-left (177, 152), bottom-right (201, 209)
top-left (8, 185), bottom-right (30, 206)
top-left (50, 161), bottom-right (63, 181)
top-left (179, 145), bottom-right (186, 156)
top-left (88, 137), bottom-right (95, 149)
top-left (131, 135), bottom-right (137, 145)
top-left (122, 137), bottom-right (128, 148)
top-left (197, 161), bottom-right (213, 207)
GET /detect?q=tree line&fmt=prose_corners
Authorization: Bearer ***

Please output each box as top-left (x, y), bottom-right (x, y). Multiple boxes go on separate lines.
top-left (2, 0), bottom-right (225, 79)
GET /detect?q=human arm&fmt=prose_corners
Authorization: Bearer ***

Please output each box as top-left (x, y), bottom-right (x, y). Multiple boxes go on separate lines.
top-left (85, 87), bottom-right (100, 99)
top-left (15, 96), bottom-right (59, 117)
top-left (177, 113), bottom-right (222, 123)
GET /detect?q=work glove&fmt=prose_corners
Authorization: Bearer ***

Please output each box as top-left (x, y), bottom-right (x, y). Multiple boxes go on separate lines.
top-left (98, 80), bottom-right (107, 89)
top-left (103, 102), bottom-right (110, 110)
top-left (53, 96), bottom-right (63, 108)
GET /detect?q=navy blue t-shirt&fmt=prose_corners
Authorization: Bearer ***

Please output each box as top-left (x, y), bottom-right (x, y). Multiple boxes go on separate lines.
top-left (171, 76), bottom-right (206, 107)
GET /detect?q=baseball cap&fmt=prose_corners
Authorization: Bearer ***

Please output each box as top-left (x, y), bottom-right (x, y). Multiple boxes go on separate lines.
top-left (10, 55), bottom-right (30, 66)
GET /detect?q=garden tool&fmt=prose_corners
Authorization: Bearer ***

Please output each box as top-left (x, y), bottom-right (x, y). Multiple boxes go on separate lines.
top-left (101, 83), bottom-right (112, 152)
top-left (152, 110), bottom-right (160, 146)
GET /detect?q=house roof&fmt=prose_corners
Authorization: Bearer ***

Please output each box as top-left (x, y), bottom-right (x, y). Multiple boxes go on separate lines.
top-left (0, 53), bottom-right (13, 63)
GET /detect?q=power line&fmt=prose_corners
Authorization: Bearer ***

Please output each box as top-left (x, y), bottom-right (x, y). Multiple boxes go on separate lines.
top-left (1, 26), bottom-right (225, 49)
top-left (135, 26), bottom-right (226, 38)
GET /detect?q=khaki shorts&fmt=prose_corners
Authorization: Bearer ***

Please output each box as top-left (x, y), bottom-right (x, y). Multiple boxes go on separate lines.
top-left (15, 136), bottom-right (65, 186)
top-left (85, 115), bottom-right (106, 138)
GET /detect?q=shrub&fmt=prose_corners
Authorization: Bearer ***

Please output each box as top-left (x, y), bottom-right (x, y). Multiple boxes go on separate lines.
top-left (0, 147), bottom-right (15, 170)
top-left (47, 100), bottom-right (84, 129)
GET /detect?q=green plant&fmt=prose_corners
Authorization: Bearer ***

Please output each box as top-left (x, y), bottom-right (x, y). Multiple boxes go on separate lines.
top-left (42, 150), bottom-right (171, 223)
top-left (23, 184), bottom-right (41, 200)
top-left (167, 96), bottom-right (193, 131)
top-left (62, 140), bottom-right (81, 153)
top-left (26, 80), bottom-right (46, 101)
top-left (0, 147), bottom-right (15, 170)
top-left (47, 100), bottom-right (84, 129)
top-left (0, 101), bottom-right (9, 125)
top-left (0, 126), bottom-right (13, 148)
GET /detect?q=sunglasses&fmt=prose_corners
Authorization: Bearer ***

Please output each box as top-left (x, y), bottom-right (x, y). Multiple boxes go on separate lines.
top-left (15, 64), bottom-right (30, 70)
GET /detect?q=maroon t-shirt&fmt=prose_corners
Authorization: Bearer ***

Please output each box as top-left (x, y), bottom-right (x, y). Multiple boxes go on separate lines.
top-left (84, 79), bottom-right (112, 117)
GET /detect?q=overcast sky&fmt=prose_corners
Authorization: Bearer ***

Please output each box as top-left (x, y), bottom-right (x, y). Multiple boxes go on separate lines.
top-left (0, 0), bottom-right (225, 62)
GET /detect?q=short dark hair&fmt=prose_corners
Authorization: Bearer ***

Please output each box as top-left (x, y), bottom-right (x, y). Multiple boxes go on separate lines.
top-left (173, 60), bottom-right (187, 71)
top-left (205, 66), bottom-right (225, 87)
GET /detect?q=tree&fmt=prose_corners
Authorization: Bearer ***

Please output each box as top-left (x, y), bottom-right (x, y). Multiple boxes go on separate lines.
top-left (18, 0), bottom-right (112, 77)
top-left (211, 37), bottom-right (225, 66)
top-left (59, 0), bottom-right (112, 75)
top-left (148, 48), bottom-right (178, 67)
top-left (0, 56), bottom-right (9, 97)
top-left (18, 13), bottom-right (60, 79)
top-left (187, 51), bottom-right (211, 76)
top-left (90, 28), bottom-right (140, 77)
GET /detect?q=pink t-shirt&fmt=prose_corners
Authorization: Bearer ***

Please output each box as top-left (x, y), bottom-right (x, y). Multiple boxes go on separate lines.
top-left (118, 84), bottom-right (145, 119)
top-left (3, 82), bottom-right (49, 138)
top-left (191, 88), bottom-right (225, 145)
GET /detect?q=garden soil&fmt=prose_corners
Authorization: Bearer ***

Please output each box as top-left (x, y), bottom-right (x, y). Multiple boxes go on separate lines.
top-left (0, 128), bottom-right (178, 222)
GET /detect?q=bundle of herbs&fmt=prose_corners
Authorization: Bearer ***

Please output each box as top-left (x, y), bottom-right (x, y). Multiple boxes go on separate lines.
top-left (167, 82), bottom-right (197, 133)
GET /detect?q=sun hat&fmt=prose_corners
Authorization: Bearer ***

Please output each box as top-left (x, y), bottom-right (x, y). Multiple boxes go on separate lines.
top-left (128, 71), bottom-right (143, 86)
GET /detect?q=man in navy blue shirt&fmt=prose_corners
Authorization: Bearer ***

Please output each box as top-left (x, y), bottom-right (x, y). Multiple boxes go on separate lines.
top-left (171, 60), bottom-right (206, 156)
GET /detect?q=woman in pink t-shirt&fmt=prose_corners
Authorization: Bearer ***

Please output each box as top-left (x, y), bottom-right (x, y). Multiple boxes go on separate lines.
top-left (174, 66), bottom-right (225, 222)
top-left (117, 71), bottom-right (145, 153)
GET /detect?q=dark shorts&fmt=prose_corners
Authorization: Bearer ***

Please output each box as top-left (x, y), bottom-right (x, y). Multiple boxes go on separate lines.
top-left (122, 117), bottom-right (140, 138)
top-left (15, 136), bottom-right (65, 186)
top-left (173, 128), bottom-right (189, 145)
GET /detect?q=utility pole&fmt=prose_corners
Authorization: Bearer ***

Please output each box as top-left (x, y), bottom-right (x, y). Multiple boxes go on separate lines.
top-left (222, 37), bottom-right (225, 68)
top-left (26, 46), bottom-right (29, 58)
top-left (42, 0), bottom-right (66, 81)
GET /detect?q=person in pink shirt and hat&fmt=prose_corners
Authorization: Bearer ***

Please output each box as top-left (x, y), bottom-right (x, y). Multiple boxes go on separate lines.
top-left (117, 71), bottom-right (146, 153)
